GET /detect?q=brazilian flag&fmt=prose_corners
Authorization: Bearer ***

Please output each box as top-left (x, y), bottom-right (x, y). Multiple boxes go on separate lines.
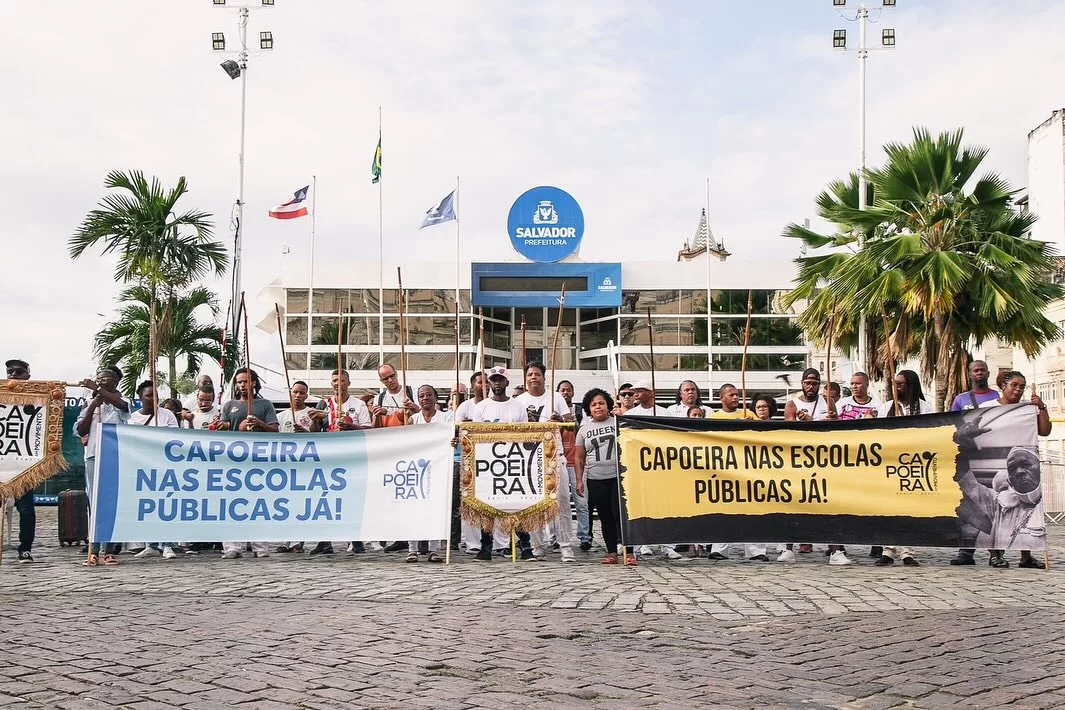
top-left (371, 136), bottom-right (382, 184)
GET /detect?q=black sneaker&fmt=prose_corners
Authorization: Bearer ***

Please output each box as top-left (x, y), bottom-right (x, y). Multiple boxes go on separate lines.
top-left (17, 551), bottom-right (33, 564)
top-left (351, 542), bottom-right (365, 553)
top-left (474, 549), bottom-right (493, 562)
top-left (950, 553), bottom-right (975, 566)
top-left (708, 552), bottom-right (728, 560)
top-left (869, 546), bottom-right (883, 558)
top-left (579, 541), bottom-right (592, 552)
top-left (902, 556), bottom-right (920, 567)
top-left (309, 542), bottom-right (334, 556)
top-left (874, 555), bottom-right (894, 566)
top-left (520, 548), bottom-right (537, 561)
top-left (385, 541), bottom-right (407, 553)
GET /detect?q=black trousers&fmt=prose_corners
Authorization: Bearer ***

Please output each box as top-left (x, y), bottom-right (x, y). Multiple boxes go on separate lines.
top-left (15, 490), bottom-right (35, 554)
top-left (587, 477), bottom-right (629, 553)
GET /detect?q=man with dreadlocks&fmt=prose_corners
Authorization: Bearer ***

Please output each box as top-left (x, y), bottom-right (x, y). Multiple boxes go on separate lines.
top-left (215, 367), bottom-right (278, 559)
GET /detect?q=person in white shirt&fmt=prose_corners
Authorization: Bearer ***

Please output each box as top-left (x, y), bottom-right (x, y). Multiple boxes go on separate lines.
top-left (837, 372), bottom-right (881, 420)
top-left (452, 376), bottom-right (494, 552)
top-left (181, 374), bottom-right (215, 410)
top-left (126, 381), bottom-right (180, 560)
top-left (75, 366), bottom-right (131, 566)
top-left (406, 385), bottom-right (450, 563)
top-left (517, 362), bottom-right (577, 563)
top-left (625, 380), bottom-right (671, 417)
top-left (875, 370), bottom-right (933, 568)
top-left (666, 380), bottom-right (713, 417)
top-left (625, 379), bottom-right (680, 559)
top-left (312, 369), bottom-right (372, 433)
top-left (183, 386), bottom-right (220, 429)
top-left (277, 381), bottom-right (317, 433)
top-left (469, 367), bottom-right (529, 562)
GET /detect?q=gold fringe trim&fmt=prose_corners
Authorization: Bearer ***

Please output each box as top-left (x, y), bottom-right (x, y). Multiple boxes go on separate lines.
top-left (0, 454), bottom-right (69, 499)
top-left (460, 497), bottom-right (560, 533)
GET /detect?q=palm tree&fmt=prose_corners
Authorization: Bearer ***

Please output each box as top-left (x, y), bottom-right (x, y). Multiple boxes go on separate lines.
top-left (784, 127), bottom-right (1062, 410)
top-left (70, 170), bottom-right (228, 397)
top-left (93, 285), bottom-right (235, 397)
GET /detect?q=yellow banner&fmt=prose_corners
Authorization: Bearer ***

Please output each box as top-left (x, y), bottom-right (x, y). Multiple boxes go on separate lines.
top-left (620, 424), bottom-right (961, 519)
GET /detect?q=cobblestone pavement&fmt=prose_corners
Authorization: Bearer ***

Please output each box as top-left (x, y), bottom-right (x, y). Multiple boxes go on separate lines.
top-left (1, 508), bottom-right (1064, 708)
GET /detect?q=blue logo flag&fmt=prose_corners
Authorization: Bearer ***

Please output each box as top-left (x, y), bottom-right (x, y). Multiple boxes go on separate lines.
top-left (420, 190), bottom-right (457, 229)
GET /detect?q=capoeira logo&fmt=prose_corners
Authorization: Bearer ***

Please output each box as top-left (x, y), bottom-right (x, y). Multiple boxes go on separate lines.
top-left (886, 451), bottom-right (937, 493)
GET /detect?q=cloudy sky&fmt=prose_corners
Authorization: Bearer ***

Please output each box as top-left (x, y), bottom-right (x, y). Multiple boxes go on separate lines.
top-left (3, 0), bottom-right (1063, 391)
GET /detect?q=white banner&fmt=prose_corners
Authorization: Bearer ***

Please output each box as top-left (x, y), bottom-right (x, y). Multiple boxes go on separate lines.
top-left (92, 423), bottom-right (454, 542)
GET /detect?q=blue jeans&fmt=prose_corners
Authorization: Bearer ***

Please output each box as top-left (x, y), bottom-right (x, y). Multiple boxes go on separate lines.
top-left (567, 466), bottom-right (590, 543)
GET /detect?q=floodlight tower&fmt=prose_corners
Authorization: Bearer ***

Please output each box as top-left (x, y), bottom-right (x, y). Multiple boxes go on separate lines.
top-left (831, 0), bottom-right (895, 371)
top-left (212, 0), bottom-right (275, 338)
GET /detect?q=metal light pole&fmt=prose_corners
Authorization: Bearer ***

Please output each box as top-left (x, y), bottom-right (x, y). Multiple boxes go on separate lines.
top-left (212, 0), bottom-right (274, 339)
top-left (832, 0), bottom-right (895, 371)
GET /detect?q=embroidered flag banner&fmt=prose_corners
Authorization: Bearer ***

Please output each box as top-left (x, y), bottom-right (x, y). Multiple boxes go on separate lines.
top-left (0, 380), bottom-right (69, 498)
top-left (618, 404), bottom-right (1045, 550)
top-left (458, 423), bottom-right (560, 533)
top-left (91, 423), bottom-right (453, 543)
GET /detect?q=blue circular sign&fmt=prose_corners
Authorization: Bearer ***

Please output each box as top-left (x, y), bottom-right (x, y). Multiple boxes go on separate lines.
top-left (506, 186), bottom-right (584, 263)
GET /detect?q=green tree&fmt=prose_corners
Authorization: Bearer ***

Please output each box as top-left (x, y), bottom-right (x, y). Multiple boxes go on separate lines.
top-left (784, 127), bottom-right (1062, 410)
top-left (93, 285), bottom-right (235, 396)
top-left (69, 170), bottom-right (228, 397)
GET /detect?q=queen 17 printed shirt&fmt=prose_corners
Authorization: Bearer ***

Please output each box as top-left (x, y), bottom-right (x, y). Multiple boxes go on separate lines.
top-left (576, 417), bottom-right (618, 481)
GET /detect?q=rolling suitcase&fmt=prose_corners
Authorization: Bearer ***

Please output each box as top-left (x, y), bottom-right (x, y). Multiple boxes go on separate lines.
top-left (58, 489), bottom-right (89, 546)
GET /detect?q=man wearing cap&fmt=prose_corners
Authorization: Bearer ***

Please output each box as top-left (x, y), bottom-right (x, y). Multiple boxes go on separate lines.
top-left (622, 379), bottom-right (680, 560)
top-left (625, 380), bottom-right (670, 417)
top-left (5, 359), bottom-right (38, 563)
top-left (473, 366), bottom-right (529, 560)
top-left (784, 368), bottom-right (835, 422)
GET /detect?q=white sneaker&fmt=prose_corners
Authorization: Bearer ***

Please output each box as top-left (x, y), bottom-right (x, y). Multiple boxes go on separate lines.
top-left (134, 546), bottom-right (161, 558)
top-left (638, 545), bottom-right (654, 556)
top-left (161, 546), bottom-right (177, 560)
top-left (346, 542), bottom-right (354, 553)
top-left (829, 550), bottom-right (853, 566)
top-left (221, 551), bottom-right (241, 559)
top-left (370, 541), bottom-right (385, 552)
top-left (560, 547), bottom-right (575, 562)
top-left (253, 551), bottom-right (270, 558)
top-left (777, 549), bottom-right (797, 563)
top-left (532, 546), bottom-right (546, 558)
top-left (663, 548), bottom-right (683, 560)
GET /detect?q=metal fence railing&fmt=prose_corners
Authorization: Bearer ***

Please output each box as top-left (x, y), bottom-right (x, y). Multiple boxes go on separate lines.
top-left (1042, 459), bottom-right (1065, 525)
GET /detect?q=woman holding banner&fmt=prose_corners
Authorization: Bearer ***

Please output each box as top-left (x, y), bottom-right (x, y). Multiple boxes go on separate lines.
top-left (874, 370), bottom-right (933, 567)
top-left (575, 388), bottom-right (635, 566)
top-left (406, 385), bottom-right (449, 563)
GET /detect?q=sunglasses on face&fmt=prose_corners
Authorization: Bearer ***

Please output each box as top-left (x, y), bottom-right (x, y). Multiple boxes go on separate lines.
top-left (6, 367), bottom-right (27, 377)
top-left (619, 391), bottom-right (634, 397)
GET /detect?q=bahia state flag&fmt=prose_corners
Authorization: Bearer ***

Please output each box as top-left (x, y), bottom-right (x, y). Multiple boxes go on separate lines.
top-left (268, 185), bottom-right (310, 220)
top-left (371, 136), bottom-right (382, 184)
top-left (420, 190), bottom-right (456, 229)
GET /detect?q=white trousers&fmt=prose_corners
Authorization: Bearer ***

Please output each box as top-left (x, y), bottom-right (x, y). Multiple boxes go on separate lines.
top-left (532, 458), bottom-right (575, 550)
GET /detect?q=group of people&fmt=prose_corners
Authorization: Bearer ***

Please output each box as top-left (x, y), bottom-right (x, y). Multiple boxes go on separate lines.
top-left (2, 356), bottom-right (1050, 571)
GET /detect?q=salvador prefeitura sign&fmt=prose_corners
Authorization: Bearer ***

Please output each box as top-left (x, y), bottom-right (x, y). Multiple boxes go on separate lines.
top-left (618, 404), bottom-right (1046, 550)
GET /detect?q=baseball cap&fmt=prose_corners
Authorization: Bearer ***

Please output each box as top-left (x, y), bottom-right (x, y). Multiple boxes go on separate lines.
top-left (5, 359), bottom-right (29, 370)
top-left (487, 366), bottom-right (508, 380)
top-left (632, 379), bottom-right (654, 391)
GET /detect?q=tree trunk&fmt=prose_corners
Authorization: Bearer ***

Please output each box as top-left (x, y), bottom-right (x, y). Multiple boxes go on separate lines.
top-left (149, 287), bottom-right (157, 422)
top-left (932, 310), bottom-right (947, 412)
top-left (168, 353), bottom-right (178, 398)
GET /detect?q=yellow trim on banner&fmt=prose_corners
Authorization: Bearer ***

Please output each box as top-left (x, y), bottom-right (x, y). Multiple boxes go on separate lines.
top-left (0, 379), bottom-right (69, 499)
top-left (619, 424), bottom-right (961, 519)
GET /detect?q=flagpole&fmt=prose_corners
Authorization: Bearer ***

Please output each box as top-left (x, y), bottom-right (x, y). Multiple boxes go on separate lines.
top-left (455, 175), bottom-right (461, 383)
top-left (306, 175), bottom-right (316, 381)
top-left (705, 178), bottom-right (714, 401)
top-left (377, 105), bottom-right (384, 368)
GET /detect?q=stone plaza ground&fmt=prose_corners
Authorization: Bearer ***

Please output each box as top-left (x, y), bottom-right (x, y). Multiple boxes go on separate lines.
top-left (2, 508), bottom-right (1065, 709)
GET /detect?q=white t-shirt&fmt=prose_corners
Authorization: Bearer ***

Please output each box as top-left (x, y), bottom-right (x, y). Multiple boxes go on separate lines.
top-left (837, 395), bottom-right (882, 421)
top-left (411, 409), bottom-right (454, 426)
top-left (476, 397), bottom-right (528, 423)
top-left (666, 403), bottom-right (712, 417)
top-left (455, 398), bottom-right (482, 422)
top-left (626, 404), bottom-right (671, 417)
top-left (377, 388), bottom-right (411, 415)
top-left (128, 408), bottom-right (180, 428)
top-left (189, 404), bottom-right (220, 430)
top-left (978, 399), bottom-right (1005, 409)
top-left (790, 395), bottom-right (832, 421)
top-left (517, 391), bottom-right (571, 422)
top-left (876, 399), bottom-right (934, 417)
top-left (75, 398), bottom-right (132, 460)
top-left (277, 407), bottom-right (316, 432)
top-left (316, 395), bottom-right (372, 430)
